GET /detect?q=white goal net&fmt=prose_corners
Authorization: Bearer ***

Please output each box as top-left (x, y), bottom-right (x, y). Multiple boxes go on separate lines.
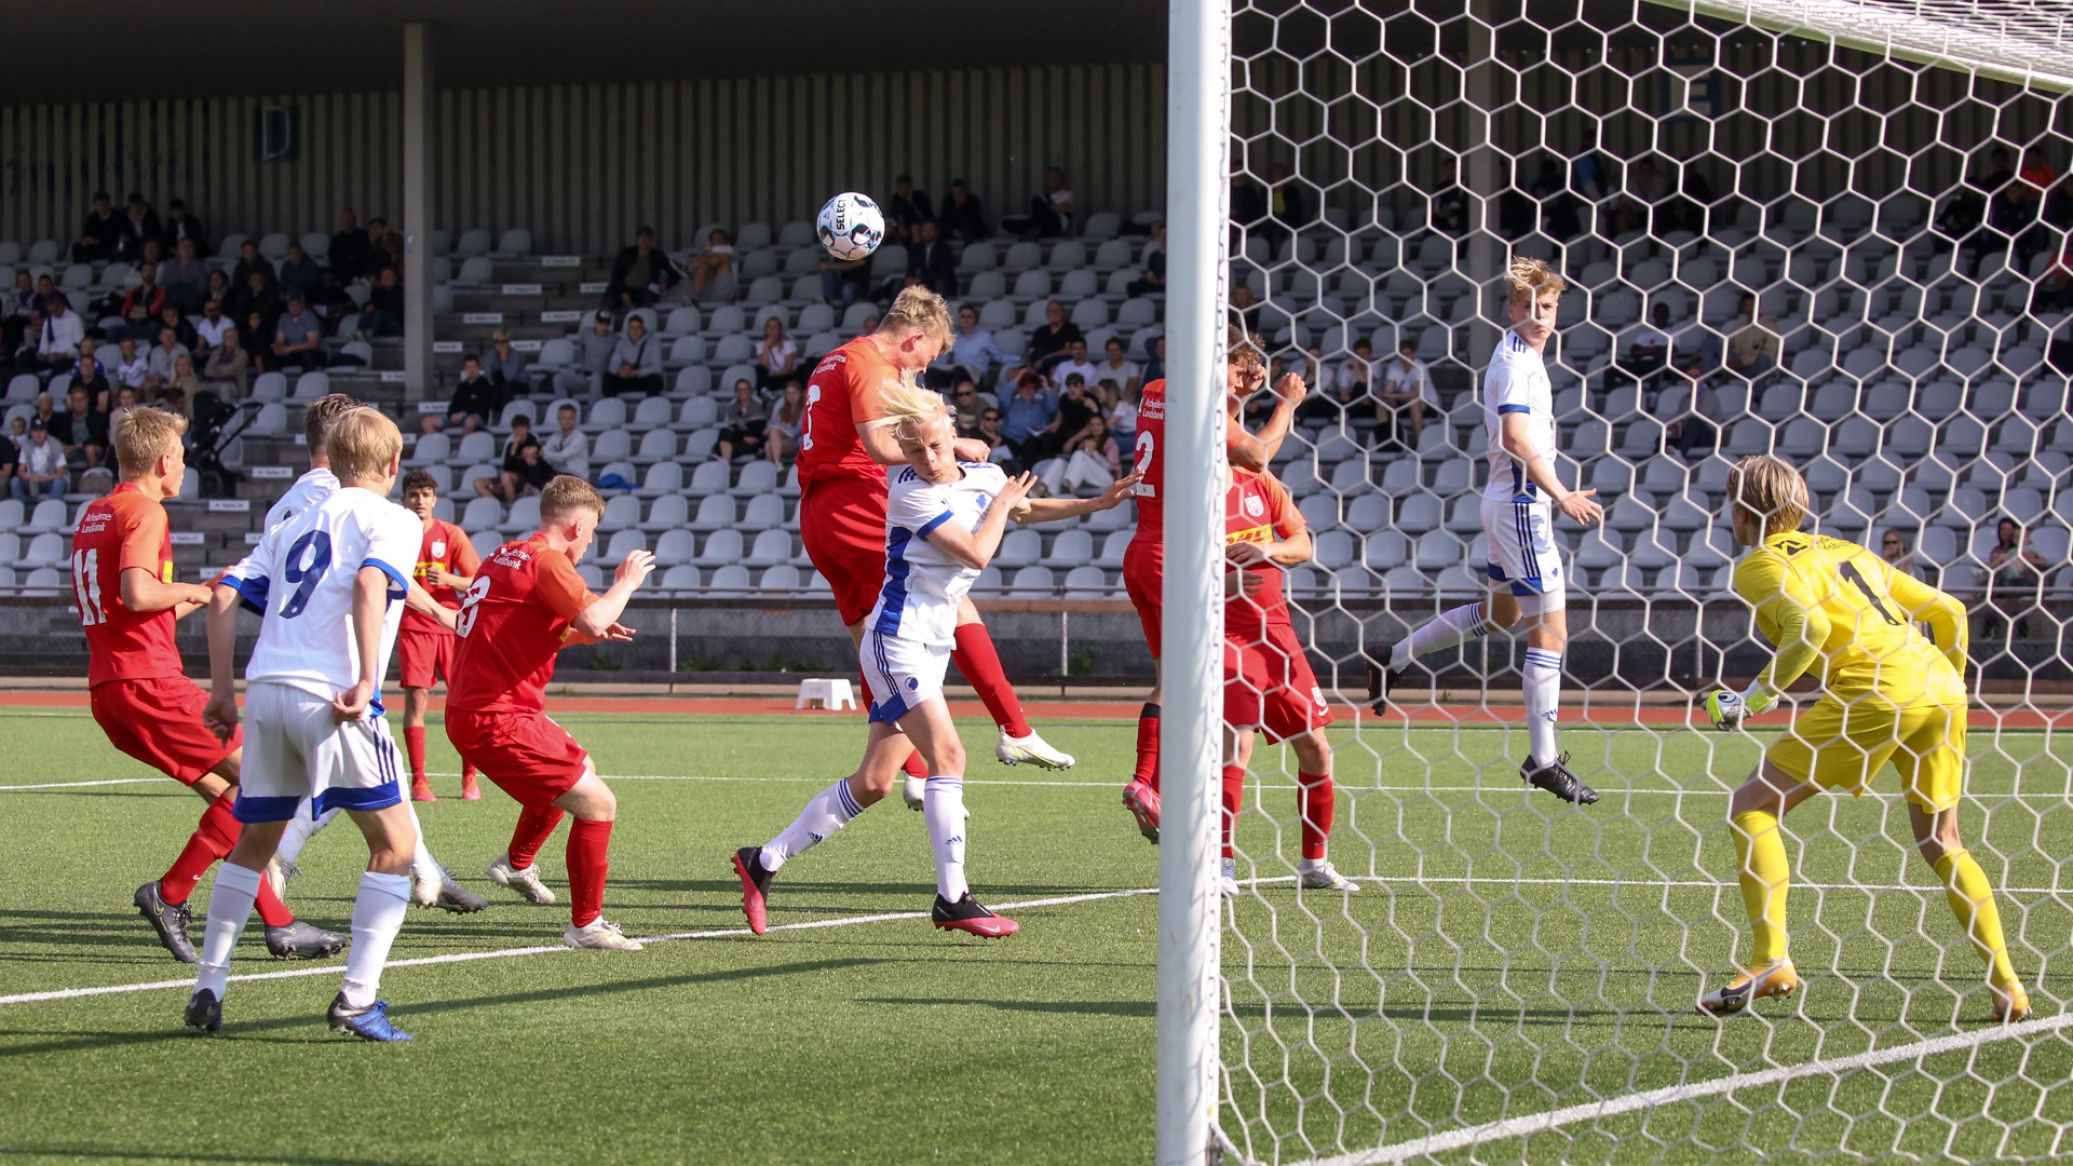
top-left (1164, 0), bottom-right (2073, 1161)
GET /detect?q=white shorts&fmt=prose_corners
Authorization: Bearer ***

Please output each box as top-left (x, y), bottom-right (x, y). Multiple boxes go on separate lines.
top-left (1481, 496), bottom-right (1567, 614)
top-left (235, 681), bottom-right (406, 823)
top-left (859, 630), bottom-right (950, 726)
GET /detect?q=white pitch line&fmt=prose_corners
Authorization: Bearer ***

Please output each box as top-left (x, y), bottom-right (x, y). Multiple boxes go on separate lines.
top-left (0, 777), bottom-right (163, 791)
top-left (1292, 1010), bottom-right (2073, 1166)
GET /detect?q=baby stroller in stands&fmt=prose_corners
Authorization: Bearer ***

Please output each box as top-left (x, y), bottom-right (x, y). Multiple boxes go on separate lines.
top-left (185, 391), bottom-right (253, 499)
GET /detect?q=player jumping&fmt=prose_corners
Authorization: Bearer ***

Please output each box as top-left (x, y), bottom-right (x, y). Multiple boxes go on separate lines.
top-left (733, 381), bottom-right (1138, 937)
top-left (445, 475), bottom-right (656, 951)
top-left (189, 409), bottom-right (426, 1041)
top-left (1373, 257), bottom-right (1603, 805)
top-left (1697, 454), bottom-right (2029, 1023)
top-left (76, 408), bottom-right (345, 964)
top-left (796, 287), bottom-right (1076, 799)
top-left (397, 468), bottom-right (482, 802)
top-left (1120, 325), bottom-right (1306, 843)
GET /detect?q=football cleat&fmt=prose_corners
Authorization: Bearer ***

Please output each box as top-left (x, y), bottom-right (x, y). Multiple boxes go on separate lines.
top-left (931, 892), bottom-right (1019, 938)
top-left (1365, 660), bottom-right (1405, 713)
top-left (1697, 960), bottom-right (1802, 1017)
top-left (485, 852), bottom-right (557, 904)
top-left (1299, 859), bottom-right (1362, 893)
top-left (564, 918), bottom-right (643, 951)
top-left (265, 919), bottom-right (347, 960)
top-left (135, 881), bottom-right (198, 964)
top-left (432, 878), bottom-right (488, 914)
top-left (995, 729), bottom-right (1076, 770)
top-left (1523, 752), bottom-right (1600, 805)
top-left (410, 776), bottom-right (437, 802)
top-left (1219, 858), bottom-right (1242, 899)
top-left (901, 774), bottom-right (927, 811)
top-left (732, 846), bottom-right (774, 936)
top-left (461, 770), bottom-right (482, 801)
top-left (1992, 982), bottom-right (2034, 1024)
top-left (184, 988), bottom-right (221, 1034)
top-left (328, 994), bottom-right (413, 1042)
top-left (1122, 778), bottom-right (1162, 845)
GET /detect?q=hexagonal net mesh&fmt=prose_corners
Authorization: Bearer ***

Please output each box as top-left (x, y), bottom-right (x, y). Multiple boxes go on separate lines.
top-left (1199, 1), bottom-right (2073, 1161)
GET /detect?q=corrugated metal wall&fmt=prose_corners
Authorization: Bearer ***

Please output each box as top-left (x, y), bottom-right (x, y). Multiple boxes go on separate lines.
top-left (0, 65), bottom-right (1167, 256)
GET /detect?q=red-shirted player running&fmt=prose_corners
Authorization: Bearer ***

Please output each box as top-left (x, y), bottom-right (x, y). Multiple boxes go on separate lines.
top-left (1119, 327), bottom-right (1305, 841)
top-left (397, 469), bottom-right (482, 802)
top-left (445, 475), bottom-right (656, 951)
top-left (1216, 467), bottom-right (1357, 897)
top-left (75, 407), bottom-right (344, 964)
top-left (797, 287), bottom-right (1074, 792)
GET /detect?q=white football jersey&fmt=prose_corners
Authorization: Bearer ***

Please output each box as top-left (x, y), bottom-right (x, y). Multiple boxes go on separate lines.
top-left (221, 468), bottom-right (338, 591)
top-left (235, 486), bottom-right (421, 701)
top-left (1482, 330), bottom-right (1556, 503)
top-left (866, 462), bottom-right (1007, 648)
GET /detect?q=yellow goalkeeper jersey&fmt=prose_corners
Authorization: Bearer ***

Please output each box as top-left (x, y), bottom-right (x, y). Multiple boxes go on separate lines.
top-left (1731, 531), bottom-right (1967, 706)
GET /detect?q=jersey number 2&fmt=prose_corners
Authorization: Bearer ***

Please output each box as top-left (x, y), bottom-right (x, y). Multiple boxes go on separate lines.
top-left (279, 531), bottom-right (333, 619)
top-left (1838, 560), bottom-right (1904, 626)
top-left (799, 385), bottom-right (823, 452)
top-left (1132, 431), bottom-right (1155, 494)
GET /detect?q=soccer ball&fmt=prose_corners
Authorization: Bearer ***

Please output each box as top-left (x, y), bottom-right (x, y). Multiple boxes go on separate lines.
top-left (817, 192), bottom-right (885, 261)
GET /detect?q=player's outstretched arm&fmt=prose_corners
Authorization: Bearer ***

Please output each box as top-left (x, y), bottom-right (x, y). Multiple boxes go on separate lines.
top-left (1229, 373), bottom-right (1306, 471)
top-left (1010, 472), bottom-right (1143, 524)
top-left (202, 583), bottom-right (243, 741)
top-left (1226, 529), bottom-right (1315, 570)
top-left (119, 567), bottom-right (212, 619)
top-left (1500, 412), bottom-right (1601, 525)
top-left (1707, 554), bottom-right (1831, 727)
top-left (403, 578), bottom-right (458, 631)
top-left (1887, 569), bottom-right (1970, 678)
top-left (571, 549), bottom-right (655, 642)
top-left (920, 472), bottom-right (1037, 570)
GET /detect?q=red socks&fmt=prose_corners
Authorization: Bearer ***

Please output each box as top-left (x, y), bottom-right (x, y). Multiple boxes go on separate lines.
top-left (566, 818), bottom-right (614, 929)
top-left (509, 804), bottom-right (565, 870)
top-left (163, 795), bottom-right (293, 925)
top-left (1133, 703), bottom-right (1161, 791)
top-left (1297, 771), bottom-right (1335, 861)
top-left (1220, 765), bottom-right (1247, 859)
top-left (404, 726), bottom-right (428, 782)
top-left (952, 623), bottom-right (1032, 737)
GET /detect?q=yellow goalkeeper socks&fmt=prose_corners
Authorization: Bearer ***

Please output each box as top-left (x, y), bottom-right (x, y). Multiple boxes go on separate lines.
top-left (1932, 848), bottom-right (2020, 991)
top-left (1731, 809), bottom-right (1791, 966)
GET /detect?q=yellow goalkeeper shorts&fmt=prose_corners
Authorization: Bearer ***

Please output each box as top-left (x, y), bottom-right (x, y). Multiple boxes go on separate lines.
top-left (1765, 693), bottom-right (1967, 812)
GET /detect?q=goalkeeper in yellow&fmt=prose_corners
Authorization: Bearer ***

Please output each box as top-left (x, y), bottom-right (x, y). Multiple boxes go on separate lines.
top-left (1698, 454), bottom-right (2029, 1023)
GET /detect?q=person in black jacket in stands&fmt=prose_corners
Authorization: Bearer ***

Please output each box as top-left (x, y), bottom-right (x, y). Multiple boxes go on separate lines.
top-left (885, 174), bottom-right (935, 245)
top-left (940, 179), bottom-right (986, 244)
top-left (74, 192), bottom-right (129, 262)
top-left (603, 227), bottom-right (683, 310)
top-left (161, 198), bottom-right (208, 255)
top-left (906, 220), bottom-right (958, 297)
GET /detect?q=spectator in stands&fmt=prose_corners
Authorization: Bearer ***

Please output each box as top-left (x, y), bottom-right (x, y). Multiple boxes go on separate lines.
top-left (541, 402), bottom-right (591, 480)
top-left (38, 294), bottom-right (84, 376)
top-left (907, 219), bottom-right (957, 297)
top-left (1026, 300), bottom-right (1082, 371)
top-left (605, 226), bottom-right (682, 310)
top-left (192, 299), bottom-right (232, 360)
top-left (203, 268), bottom-right (232, 310)
top-left (6, 270), bottom-right (35, 319)
top-left (52, 383), bottom-right (108, 470)
top-left (601, 314), bottom-right (664, 397)
top-left (940, 179), bottom-right (986, 244)
top-left (201, 327), bottom-right (250, 399)
top-left (7, 308), bottom-right (44, 377)
top-left (160, 239), bottom-right (210, 316)
top-left (1028, 166), bottom-right (1075, 237)
top-left (1268, 162), bottom-right (1312, 239)
top-left (442, 355), bottom-right (502, 434)
top-left (2034, 236), bottom-right (2073, 315)
top-left (0, 420), bottom-right (14, 493)
top-left (329, 208), bottom-right (372, 282)
top-left (1142, 335), bottom-right (1165, 385)
top-left (1231, 170), bottom-right (1268, 242)
top-left (1128, 223), bottom-right (1167, 297)
top-left (1053, 339), bottom-right (1100, 394)
top-left (972, 407), bottom-right (1013, 469)
top-left (1617, 303), bottom-right (1673, 396)
top-left (12, 418), bottom-right (66, 500)
top-left (29, 392), bottom-right (56, 432)
top-left (162, 198), bottom-right (206, 255)
top-left (686, 228), bottom-right (735, 302)
top-left (1431, 158), bottom-right (1470, 236)
top-left (111, 338), bottom-right (149, 392)
top-left (2011, 147), bottom-right (2061, 270)
top-left (1230, 284), bottom-right (1262, 335)
top-left (74, 192), bottom-right (126, 263)
top-left (1042, 410), bottom-right (1121, 497)
top-left (361, 265), bottom-right (405, 338)
top-left (945, 304), bottom-right (1008, 387)
top-left (716, 377), bottom-right (769, 462)
top-left (1378, 339), bottom-right (1437, 446)
top-left (154, 303), bottom-right (197, 352)
top-left (818, 249), bottom-right (870, 309)
top-left (272, 295), bottom-right (324, 372)
top-left (117, 265), bottom-right (167, 342)
top-left (72, 355), bottom-right (113, 412)
top-left (555, 311), bottom-right (620, 396)
top-left (766, 381), bottom-right (805, 466)
top-left (885, 174), bottom-right (935, 245)
top-left (477, 414), bottom-right (550, 504)
top-left (1724, 294), bottom-right (1782, 383)
top-left (1881, 530), bottom-right (1921, 579)
top-left (370, 218), bottom-right (404, 273)
top-left (278, 242), bottom-right (322, 302)
top-left (1055, 373), bottom-right (1098, 447)
top-left (1979, 518), bottom-right (2049, 643)
top-left (107, 385), bottom-right (140, 460)
top-left (949, 379), bottom-right (986, 434)
top-left (1095, 337), bottom-right (1142, 397)
top-left (118, 193), bottom-right (161, 257)
top-left (232, 239), bottom-right (277, 291)
top-left (1002, 371), bottom-right (1059, 464)
top-left (164, 354), bottom-right (202, 417)
top-left (147, 327), bottom-right (191, 386)
top-left (483, 328), bottom-right (531, 397)
top-left (1105, 381), bottom-right (1138, 452)
top-left (227, 267), bottom-right (281, 338)
top-left (756, 316), bottom-right (799, 392)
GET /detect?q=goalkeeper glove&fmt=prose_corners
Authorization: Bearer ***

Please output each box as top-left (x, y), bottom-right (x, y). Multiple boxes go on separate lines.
top-left (1704, 685), bottom-right (1776, 731)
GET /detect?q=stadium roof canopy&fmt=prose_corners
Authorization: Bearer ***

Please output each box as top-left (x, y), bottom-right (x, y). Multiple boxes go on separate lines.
top-left (10, 0), bottom-right (1168, 103)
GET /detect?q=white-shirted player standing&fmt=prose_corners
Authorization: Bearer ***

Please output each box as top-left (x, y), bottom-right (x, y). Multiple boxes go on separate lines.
top-left (1376, 258), bottom-right (1605, 804)
top-left (731, 379), bottom-right (1138, 938)
top-left (188, 408), bottom-right (426, 1041)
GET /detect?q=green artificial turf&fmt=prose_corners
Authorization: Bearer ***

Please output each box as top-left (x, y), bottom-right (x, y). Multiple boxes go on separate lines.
top-left (0, 707), bottom-right (2068, 1165)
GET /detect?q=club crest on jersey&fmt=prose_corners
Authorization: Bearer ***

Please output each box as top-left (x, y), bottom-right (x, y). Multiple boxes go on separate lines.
top-left (1242, 494), bottom-right (1266, 519)
top-left (432, 540), bottom-right (446, 558)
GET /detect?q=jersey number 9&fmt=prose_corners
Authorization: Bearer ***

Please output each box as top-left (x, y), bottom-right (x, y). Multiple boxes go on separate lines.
top-left (279, 531), bottom-right (333, 619)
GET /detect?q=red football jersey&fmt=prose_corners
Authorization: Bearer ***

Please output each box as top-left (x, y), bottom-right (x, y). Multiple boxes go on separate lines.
top-left (1223, 469), bottom-right (1303, 638)
top-left (446, 534), bottom-right (598, 715)
top-left (1129, 379), bottom-right (1251, 539)
top-left (795, 335), bottom-right (898, 491)
top-left (402, 518), bottom-right (480, 634)
top-left (72, 483), bottom-right (184, 688)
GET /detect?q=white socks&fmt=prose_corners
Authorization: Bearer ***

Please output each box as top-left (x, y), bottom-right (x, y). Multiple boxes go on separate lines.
top-left (1524, 647), bottom-right (1563, 766)
top-left (341, 871), bottom-right (411, 1009)
top-left (194, 862), bottom-right (263, 998)
top-left (760, 779), bottom-right (866, 872)
top-left (275, 802), bottom-right (340, 869)
top-left (1391, 601), bottom-right (1487, 670)
top-left (923, 776), bottom-right (969, 902)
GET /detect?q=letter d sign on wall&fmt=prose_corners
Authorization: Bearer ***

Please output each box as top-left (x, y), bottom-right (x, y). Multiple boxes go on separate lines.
top-left (254, 105), bottom-right (301, 163)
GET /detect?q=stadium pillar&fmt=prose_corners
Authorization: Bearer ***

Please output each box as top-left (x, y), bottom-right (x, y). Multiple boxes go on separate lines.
top-left (402, 21), bottom-right (437, 404)
top-left (1465, 0), bottom-right (1503, 353)
top-left (1153, 1), bottom-right (1228, 1164)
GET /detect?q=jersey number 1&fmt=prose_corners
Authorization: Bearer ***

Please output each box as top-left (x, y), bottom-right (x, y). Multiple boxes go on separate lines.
top-left (71, 549), bottom-right (106, 626)
top-left (1838, 560), bottom-right (1904, 626)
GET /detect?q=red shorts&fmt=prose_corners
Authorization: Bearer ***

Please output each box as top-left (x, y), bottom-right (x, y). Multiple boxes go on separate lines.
top-left (1223, 622), bottom-right (1334, 742)
top-left (800, 475), bottom-right (890, 626)
top-left (444, 709), bottom-right (591, 806)
top-left (91, 675), bottom-right (241, 786)
top-left (396, 625), bottom-right (455, 690)
top-left (1122, 535), bottom-right (1164, 659)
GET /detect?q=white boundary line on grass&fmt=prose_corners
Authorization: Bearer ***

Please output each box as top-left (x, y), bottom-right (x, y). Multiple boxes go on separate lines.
top-left (1290, 1009), bottom-right (2073, 1166)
